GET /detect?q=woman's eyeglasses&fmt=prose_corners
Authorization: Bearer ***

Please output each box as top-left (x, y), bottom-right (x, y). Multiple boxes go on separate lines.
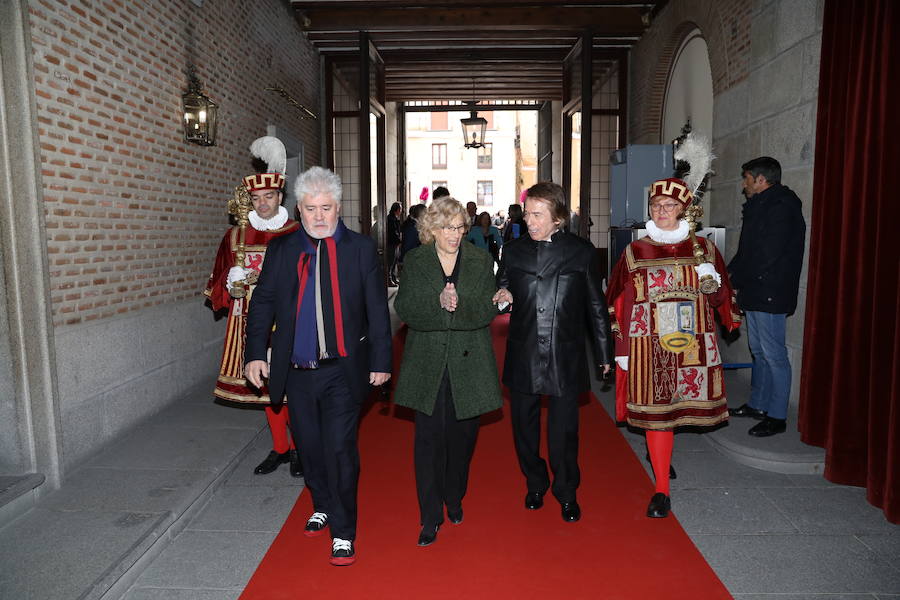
top-left (649, 202), bottom-right (681, 214)
top-left (441, 224), bottom-right (466, 233)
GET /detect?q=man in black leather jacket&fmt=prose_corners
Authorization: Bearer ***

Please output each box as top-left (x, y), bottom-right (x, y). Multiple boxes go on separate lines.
top-left (493, 182), bottom-right (611, 522)
top-left (727, 157), bottom-right (806, 437)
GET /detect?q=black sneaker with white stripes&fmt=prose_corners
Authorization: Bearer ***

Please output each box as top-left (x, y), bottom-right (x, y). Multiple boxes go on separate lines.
top-left (303, 512), bottom-right (328, 538)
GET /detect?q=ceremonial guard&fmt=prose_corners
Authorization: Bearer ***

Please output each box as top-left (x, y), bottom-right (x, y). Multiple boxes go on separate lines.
top-left (606, 136), bottom-right (741, 517)
top-left (204, 136), bottom-right (302, 477)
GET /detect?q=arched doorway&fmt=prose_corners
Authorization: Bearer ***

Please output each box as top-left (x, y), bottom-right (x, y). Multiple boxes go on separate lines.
top-left (662, 28), bottom-right (714, 212)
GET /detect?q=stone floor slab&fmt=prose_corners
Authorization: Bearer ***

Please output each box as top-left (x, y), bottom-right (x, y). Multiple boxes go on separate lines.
top-left (155, 401), bottom-right (268, 431)
top-left (693, 534), bottom-right (900, 594)
top-left (674, 487), bottom-right (798, 535)
top-left (857, 534), bottom-right (900, 566)
top-left (133, 530), bottom-right (275, 590)
top-left (187, 485), bottom-right (300, 533)
top-left (669, 449), bottom-right (795, 490)
top-left (760, 487), bottom-right (899, 534)
top-left (0, 508), bottom-right (167, 600)
top-left (733, 595), bottom-right (877, 599)
top-left (89, 425), bottom-right (258, 472)
top-left (124, 588), bottom-right (241, 600)
top-left (41, 467), bottom-right (211, 514)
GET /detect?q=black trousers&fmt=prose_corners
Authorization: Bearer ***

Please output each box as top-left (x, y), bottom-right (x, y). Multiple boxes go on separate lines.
top-left (413, 371), bottom-right (480, 528)
top-left (286, 360), bottom-right (361, 541)
top-left (509, 390), bottom-right (580, 503)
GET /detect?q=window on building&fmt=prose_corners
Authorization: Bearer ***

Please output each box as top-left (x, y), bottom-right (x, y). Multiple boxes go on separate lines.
top-left (430, 111), bottom-right (449, 130)
top-left (432, 143), bottom-right (447, 169)
top-left (477, 180), bottom-right (494, 206)
top-left (477, 143), bottom-right (493, 169)
top-left (478, 111), bottom-right (494, 129)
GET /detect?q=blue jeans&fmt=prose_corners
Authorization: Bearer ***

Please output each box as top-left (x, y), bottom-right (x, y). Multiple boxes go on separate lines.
top-left (745, 311), bottom-right (791, 420)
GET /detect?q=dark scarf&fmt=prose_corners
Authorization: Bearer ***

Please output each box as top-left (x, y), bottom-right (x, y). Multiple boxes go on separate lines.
top-left (291, 220), bottom-right (348, 368)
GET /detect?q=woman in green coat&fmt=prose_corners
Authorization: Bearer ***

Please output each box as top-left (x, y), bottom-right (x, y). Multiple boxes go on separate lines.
top-left (393, 197), bottom-right (503, 547)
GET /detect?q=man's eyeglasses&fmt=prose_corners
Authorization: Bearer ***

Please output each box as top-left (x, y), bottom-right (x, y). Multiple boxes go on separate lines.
top-left (649, 202), bottom-right (681, 214)
top-left (441, 224), bottom-right (466, 233)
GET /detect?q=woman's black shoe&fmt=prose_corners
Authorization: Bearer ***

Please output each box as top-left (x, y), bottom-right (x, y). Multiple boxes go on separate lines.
top-left (417, 524), bottom-right (440, 546)
top-left (447, 508), bottom-right (463, 524)
top-left (646, 492), bottom-right (671, 518)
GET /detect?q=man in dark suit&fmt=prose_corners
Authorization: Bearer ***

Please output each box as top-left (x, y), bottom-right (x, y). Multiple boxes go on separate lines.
top-left (245, 166), bottom-right (392, 567)
top-left (493, 182), bottom-right (611, 523)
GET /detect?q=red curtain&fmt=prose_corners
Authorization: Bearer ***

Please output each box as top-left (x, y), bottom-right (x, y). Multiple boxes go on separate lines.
top-left (799, 0), bottom-right (900, 523)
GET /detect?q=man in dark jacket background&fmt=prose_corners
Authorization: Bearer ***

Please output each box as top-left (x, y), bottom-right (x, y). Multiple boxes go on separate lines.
top-left (727, 156), bottom-right (806, 437)
top-left (493, 182), bottom-right (611, 523)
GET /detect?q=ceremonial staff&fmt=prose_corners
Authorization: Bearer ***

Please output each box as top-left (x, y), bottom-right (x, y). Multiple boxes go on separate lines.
top-left (227, 184), bottom-right (255, 298)
top-left (674, 132), bottom-right (720, 294)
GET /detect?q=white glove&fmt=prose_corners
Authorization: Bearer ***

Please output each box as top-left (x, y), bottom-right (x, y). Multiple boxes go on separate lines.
top-left (615, 356), bottom-right (629, 371)
top-left (694, 262), bottom-right (722, 285)
top-left (226, 266), bottom-right (252, 288)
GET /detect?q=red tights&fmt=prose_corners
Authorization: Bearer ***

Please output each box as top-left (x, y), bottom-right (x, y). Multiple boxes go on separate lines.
top-left (265, 405), bottom-right (295, 454)
top-left (646, 430), bottom-right (674, 495)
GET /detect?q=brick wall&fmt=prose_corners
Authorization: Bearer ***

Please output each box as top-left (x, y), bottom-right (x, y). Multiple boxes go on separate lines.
top-left (29, 0), bottom-right (321, 327)
top-left (629, 0), bottom-right (753, 144)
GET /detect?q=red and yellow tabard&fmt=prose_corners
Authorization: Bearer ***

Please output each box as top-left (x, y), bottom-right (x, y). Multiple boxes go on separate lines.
top-left (606, 236), bottom-right (742, 430)
top-left (204, 220), bottom-right (300, 403)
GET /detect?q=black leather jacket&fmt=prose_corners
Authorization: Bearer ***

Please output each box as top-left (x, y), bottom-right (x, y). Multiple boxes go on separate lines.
top-left (497, 230), bottom-right (611, 396)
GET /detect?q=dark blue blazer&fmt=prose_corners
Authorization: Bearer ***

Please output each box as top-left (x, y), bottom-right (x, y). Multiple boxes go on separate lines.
top-left (245, 222), bottom-right (392, 405)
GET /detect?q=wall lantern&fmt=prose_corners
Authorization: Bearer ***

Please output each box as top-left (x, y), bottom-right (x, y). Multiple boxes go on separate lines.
top-left (182, 66), bottom-right (218, 146)
top-left (460, 101), bottom-right (487, 149)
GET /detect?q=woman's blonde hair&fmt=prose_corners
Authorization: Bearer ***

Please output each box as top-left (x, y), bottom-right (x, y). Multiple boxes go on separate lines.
top-left (418, 197), bottom-right (469, 244)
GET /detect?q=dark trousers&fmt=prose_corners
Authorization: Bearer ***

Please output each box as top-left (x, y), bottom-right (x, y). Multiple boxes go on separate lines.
top-left (509, 390), bottom-right (580, 503)
top-left (414, 371), bottom-right (480, 528)
top-left (286, 360), bottom-right (361, 540)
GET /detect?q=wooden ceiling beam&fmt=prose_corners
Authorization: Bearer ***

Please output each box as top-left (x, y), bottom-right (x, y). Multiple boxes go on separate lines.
top-left (298, 7), bottom-right (647, 34)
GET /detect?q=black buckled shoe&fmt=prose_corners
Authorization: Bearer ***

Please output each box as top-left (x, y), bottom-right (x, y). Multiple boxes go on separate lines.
top-left (748, 417), bottom-right (787, 437)
top-left (524, 491), bottom-right (545, 510)
top-left (561, 501), bottom-right (581, 522)
top-left (254, 450), bottom-right (290, 475)
top-left (288, 449), bottom-right (303, 477)
top-left (447, 507), bottom-right (463, 524)
top-left (304, 512), bottom-right (329, 537)
top-left (729, 403), bottom-right (767, 419)
top-left (417, 524), bottom-right (440, 546)
top-left (646, 493), bottom-right (671, 518)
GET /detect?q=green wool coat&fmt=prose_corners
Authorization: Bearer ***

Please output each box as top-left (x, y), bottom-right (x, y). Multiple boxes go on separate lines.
top-left (393, 242), bottom-right (503, 420)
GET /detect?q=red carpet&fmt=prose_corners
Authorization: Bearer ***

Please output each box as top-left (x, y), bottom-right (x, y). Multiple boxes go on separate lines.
top-left (240, 315), bottom-right (732, 599)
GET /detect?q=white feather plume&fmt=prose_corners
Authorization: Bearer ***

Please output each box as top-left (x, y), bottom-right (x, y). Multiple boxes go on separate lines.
top-left (674, 133), bottom-right (715, 196)
top-left (249, 136), bottom-right (287, 175)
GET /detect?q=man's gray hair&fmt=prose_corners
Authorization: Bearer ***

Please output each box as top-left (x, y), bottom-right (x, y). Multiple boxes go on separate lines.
top-left (294, 166), bottom-right (342, 204)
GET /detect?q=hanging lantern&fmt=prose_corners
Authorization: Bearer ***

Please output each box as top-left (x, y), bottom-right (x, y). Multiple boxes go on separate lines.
top-left (182, 67), bottom-right (218, 146)
top-left (460, 102), bottom-right (487, 149)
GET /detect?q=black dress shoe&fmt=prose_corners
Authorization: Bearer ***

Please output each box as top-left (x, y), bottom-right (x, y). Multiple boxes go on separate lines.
top-left (748, 417), bottom-right (787, 437)
top-left (447, 507), bottom-right (463, 524)
top-left (288, 449), bottom-right (303, 477)
top-left (561, 501), bottom-right (581, 522)
top-left (417, 524), bottom-right (440, 546)
top-left (646, 493), bottom-right (671, 518)
top-left (729, 403), bottom-right (767, 419)
top-left (254, 450), bottom-right (290, 475)
top-left (524, 491), bottom-right (545, 510)
top-left (645, 453), bottom-right (678, 480)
